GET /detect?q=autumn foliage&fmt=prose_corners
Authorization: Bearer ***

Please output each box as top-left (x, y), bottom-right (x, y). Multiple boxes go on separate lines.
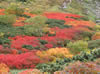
top-left (36, 47), bottom-right (73, 62)
top-left (0, 8), bottom-right (98, 73)
top-left (0, 63), bottom-right (9, 74)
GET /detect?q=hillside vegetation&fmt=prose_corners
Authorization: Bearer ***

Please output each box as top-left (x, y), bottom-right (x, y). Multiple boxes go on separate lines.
top-left (0, 0), bottom-right (100, 74)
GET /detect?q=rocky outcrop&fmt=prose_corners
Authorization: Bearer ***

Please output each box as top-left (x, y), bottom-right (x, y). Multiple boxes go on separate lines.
top-left (65, 0), bottom-right (99, 22)
top-left (96, 1), bottom-right (100, 19)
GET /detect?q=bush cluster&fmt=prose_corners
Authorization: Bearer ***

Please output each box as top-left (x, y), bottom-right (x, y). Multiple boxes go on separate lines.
top-left (36, 48), bottom-right (100, 73)
top-left (46, 19), bottom-right (72, 28)
top-left (0, 15), bottom-right (16, 26)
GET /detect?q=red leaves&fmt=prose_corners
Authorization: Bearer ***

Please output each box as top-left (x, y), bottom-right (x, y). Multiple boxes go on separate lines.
top-left (9, 36), bottom-right (39, 49)
top-left (44, 12), bottom-right (96, 27)
top-left (24, 12), bottom-right (37, 17)
top-left (8, 26), bottom-right (87, 50)
top-left (0, 52), bottom-right (42, 69)
top-left (13, 12), bottom-right (83, 27)
top-left (44, 12), bottom-right (81, 24)
top-left (0, 45), bottom-right (3, 50)
top-left (0, 9), bottom-right (5, 15)
top-left (44, 44), bottom-right (53, 49)
top-left (13, 17), bottom-right (26, 27)
top-left (0, 9), bottom-right (96, 27)
top-left (44, 12), bottom-right (81, 19)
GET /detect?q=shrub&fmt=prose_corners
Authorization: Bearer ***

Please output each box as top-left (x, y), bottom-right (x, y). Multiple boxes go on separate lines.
top-left (24, 25), bottom-right (44, 36)
top-left (0, 47), bottom-right (12, 54)
top-left (88, 39), bottom-right (100, 49)
top-left (64, 61), bottom-right (100, 74)
top-left (30, 8), bottom-right (44, 15)
top-left (91, 48), bottom-right (100, 58)
top-left (0, 38), bottom-right (11, 45)
top-left (73, 30), bottom-right (92, 41)
top-left (0, 32), bottom-right (4, 38)
top-left (36, 48), bottom-right (100, 73)
top-left (19, 14), bottom-right (31, 18)
top-left (24, 15), bottom-right (47, 36)
top-left (72, 48), bottom-right (100, 61)
top-left (47, 58), bottom-right (100, 74)
top-left (46, 19), bottom-right (65, 24)
top-left (92, 32), bottom-right (100, 40)
top-left (95, 58), bottom-right (100, 65)
top-left (4, 26), bottom-right (25, 37)
top-left (9, 36), bottom-right (40, 49)
top-left (79, 16), bottom-right (89, 21)
top-left (0, 15), bottom-right (16, 26)
top-left (0, 26), bottom-right (25, 38)
top-left (72, 51), bottom-right (94, 61)
top-left (48, 30), bottom-right (56, 36)
top-left (22, 45), bottom-right (34, 50)
top-left (36, 60), bottom-right (66, 73)
top-left (79, 31), bottom-right (93, 38)
top-left (94, 25), bottom-right (100, 31)
top-left (67, 40), bottom-right (88, 55)
top-left (36, 47), bottom-right (73, 62)
top-left (45, 19), bottom-right (70, 28)
top-left (79, 31), bottom-right (93, 40)
top-left (19, 69), bottom-right (43, 74)
top-left (69, 16), bottom-right (89, 21)
top-left (42, 26), bottom-right (50, 34)
top-left (5, 3), bottom-right (24, 16)
top-left (38, 38), bottom-right (48, 45)
top-left (0, 52), bottom-right (43, 69)
top-left (25, 15), bottom-right (47, 25)
top-left (0, 63), bottom-right (9, 74)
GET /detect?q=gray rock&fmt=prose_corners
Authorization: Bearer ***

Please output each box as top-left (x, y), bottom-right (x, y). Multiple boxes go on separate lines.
top-left (96, 20), bottom-right (100, 23)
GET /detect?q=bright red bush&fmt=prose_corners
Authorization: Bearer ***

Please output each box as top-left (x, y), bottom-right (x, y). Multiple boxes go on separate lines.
top-left (44, 12), bottom-right (81, 19)
top-left (0, 52), bottom-right (43, 69)
top-left (44, 44), bottom-right (53, 49)
top-left (9, 36), bottom-right (39, 49)
top-left (24, 12), bottom-right (37, 17)
top-left (0, 45), bottom-right (3, 50)
top-left (8, 26), bottom-right (88, 50)
top-left (0, 9), bottom-right (5, 15)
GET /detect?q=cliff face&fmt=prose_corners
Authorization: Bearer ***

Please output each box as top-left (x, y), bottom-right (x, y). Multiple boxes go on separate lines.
top-left (79, 0), bottom-right (100, 19)
top-left (81, 0), bottom-right (100, 19)
top-left (96, 0), bottom-right (100, 19)
top-left (64, 0), bottom-right (99, 22)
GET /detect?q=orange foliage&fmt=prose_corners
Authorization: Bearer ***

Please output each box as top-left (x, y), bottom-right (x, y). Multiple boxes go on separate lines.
top-left (0, 63), bottom-right (9, 74)
top-left (65, 20), bottom-right (96, 27)
top-left (74, 26), bottom-right (93, 32)
top-left (0, 9), bottom-right (5, 15)
top-left (92, 32), bottom-right (100, 40)
top-left (11, 49), bottom-right (18, 54)
top-left (18, 17), bottom-right (26, 21)
top-left (24, 12), bottom-right (37, 17)
top-left (21, 48), bottom-right (29, 53)
top-left (49, 30), bottom-right (56, 34)
top-left (13, 22), bottom-right (25, 26)
top-left (19, 69), bottom-right (42, 74)
top-left (13, 17), bottom-right (26, 26)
